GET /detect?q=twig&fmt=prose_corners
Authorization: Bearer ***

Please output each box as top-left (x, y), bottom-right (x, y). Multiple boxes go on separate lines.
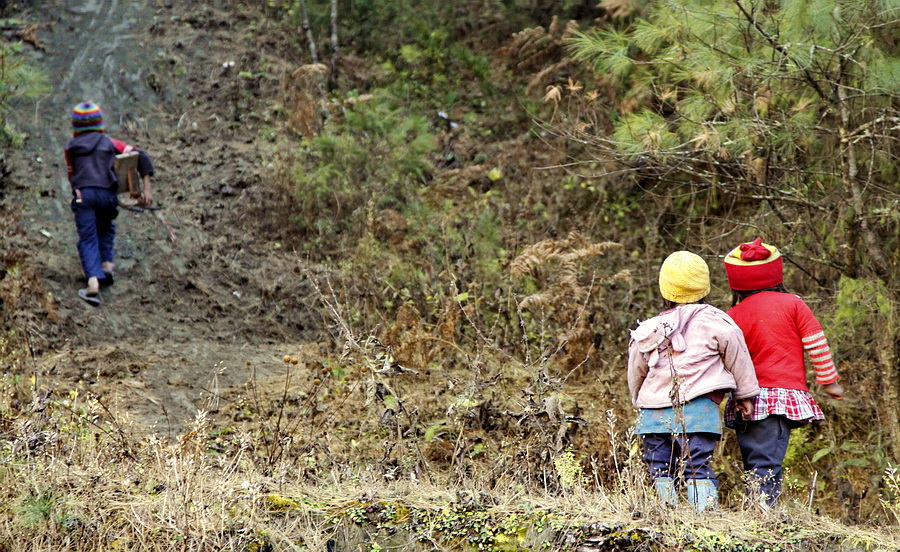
top-left (808, 470), bottom-right (818, 509)
top-left (153, 209), bottom-right (178, 243)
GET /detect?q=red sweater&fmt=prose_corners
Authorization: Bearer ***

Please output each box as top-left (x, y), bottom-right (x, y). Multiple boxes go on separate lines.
top-left (726, 292), bottom-right (839, 390)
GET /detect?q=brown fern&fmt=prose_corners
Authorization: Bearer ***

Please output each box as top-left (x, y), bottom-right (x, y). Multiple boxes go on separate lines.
top-left (511, 235), bottom-right (624, 372)
top-left (599, 0), bottom-right (641, 19)
top-left (499, 16), bottom-right (583, 98)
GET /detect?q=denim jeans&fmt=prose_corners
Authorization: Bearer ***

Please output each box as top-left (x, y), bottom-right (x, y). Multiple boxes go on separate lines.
top-left (735, 414), bottom-right (792, 505)
top-left (71, 186), bottom-right (119, 280)
top-left (642, 432), bottom-right (718, 482)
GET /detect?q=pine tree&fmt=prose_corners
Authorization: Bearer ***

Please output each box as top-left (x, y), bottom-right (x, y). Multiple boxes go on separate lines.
top-left (572, 0), bottom-right (900, 455)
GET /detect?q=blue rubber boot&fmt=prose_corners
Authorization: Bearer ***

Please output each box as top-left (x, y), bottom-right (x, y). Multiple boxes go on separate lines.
top-left (686, 479), bottom-right (717, 512)
top-left (654, 477), bottom-right (678, 507)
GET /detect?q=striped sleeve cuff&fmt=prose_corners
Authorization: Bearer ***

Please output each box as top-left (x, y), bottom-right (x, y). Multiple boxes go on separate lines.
top-left (803, 332), bottom-right (839, 384)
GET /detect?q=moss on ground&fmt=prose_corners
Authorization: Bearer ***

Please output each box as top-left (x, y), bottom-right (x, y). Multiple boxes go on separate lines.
top-left (261, 495), bottom-right (899, 552)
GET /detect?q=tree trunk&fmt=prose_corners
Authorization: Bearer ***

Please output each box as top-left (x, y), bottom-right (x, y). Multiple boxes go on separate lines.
top-left (329, 0), bottom-right (339, 88)
top-left (298, 0), bottom-right (319, 64)
top-left (836, 84), bottom-right (890, 280)
top-left (883, 322), bottom-right (900, 462)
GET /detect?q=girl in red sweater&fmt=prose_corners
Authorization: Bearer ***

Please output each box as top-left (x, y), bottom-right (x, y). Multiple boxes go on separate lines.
top-left (723, 238), bottom-right (844, 507)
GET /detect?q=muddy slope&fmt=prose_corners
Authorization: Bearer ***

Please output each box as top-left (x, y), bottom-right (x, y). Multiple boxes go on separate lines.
top-left (14, 0), bottom-right (319, 433)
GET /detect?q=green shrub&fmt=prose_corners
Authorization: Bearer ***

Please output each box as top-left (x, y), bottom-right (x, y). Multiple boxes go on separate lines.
top-left (0, 41), bottom-right (46, 146)
top-left (290, 93), bottom-right (435, 253)
top-left (382, 29), bottom-right (494, 107)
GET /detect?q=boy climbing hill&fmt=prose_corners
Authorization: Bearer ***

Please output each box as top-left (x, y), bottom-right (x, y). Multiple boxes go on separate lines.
top-left (65, 101), bottom-right (155, 306)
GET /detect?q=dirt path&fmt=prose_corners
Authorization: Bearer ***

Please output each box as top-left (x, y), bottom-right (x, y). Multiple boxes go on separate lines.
top-left (16, 0), bottom-right (319, 434)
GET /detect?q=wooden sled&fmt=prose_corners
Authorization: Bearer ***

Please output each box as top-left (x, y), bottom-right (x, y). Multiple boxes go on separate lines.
top-left (114, 151), bottom-right (142, 207)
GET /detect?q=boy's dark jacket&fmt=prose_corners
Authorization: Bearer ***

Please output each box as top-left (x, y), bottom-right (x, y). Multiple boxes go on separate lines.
top-left (65, 132), bottom-right (120, 190)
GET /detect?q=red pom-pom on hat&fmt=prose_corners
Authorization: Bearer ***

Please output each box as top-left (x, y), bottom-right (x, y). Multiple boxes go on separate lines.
top-left (738, 238), bottom-right (772, 261)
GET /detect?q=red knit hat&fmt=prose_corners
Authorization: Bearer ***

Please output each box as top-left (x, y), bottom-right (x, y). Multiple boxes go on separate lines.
top-left (723, 238), bottom-right (783, 291)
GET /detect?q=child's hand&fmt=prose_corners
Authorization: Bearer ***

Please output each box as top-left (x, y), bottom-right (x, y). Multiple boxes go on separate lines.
top-left (823, 382), bottom-right (844, 399)
top-left (735, 398), bottom-right (755, 418)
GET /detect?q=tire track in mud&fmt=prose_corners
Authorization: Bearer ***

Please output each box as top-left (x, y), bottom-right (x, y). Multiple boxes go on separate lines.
top-left (18, 0), bottom-right (314, 434)
top-left (25, 0), bottom-right (159, 328)
top-left (47, 0), bottom-right (143, 210)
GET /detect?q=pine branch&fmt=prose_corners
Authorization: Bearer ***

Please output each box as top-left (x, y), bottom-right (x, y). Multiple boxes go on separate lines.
top-left (732, 0), bottom-right (831, 101)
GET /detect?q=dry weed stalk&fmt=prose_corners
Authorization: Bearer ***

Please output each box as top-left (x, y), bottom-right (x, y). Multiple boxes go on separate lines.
top-left (305, 269), bottom-right (438, 483)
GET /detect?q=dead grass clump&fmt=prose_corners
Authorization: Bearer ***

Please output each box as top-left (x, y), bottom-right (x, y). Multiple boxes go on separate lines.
top-left (429, 165), bottom-right (490, 200)
top-left (280, 63), bottom-right (328, 138)
top-left (498, 17), bottom-right (581, 94)
top-left (3, 368), bottom-right (900, 551)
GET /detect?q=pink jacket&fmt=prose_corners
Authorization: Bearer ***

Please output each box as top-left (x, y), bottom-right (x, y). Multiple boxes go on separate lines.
top-left (627, 303), bottom-right (759, 408)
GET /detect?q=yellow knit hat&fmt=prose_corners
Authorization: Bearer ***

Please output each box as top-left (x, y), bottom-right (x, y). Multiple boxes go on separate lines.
top-left (659, 251), bottom-right (710, 303)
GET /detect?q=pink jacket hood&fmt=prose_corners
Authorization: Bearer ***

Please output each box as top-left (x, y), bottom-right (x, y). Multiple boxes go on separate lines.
top-left (627, 303), bottom-right (759, 408)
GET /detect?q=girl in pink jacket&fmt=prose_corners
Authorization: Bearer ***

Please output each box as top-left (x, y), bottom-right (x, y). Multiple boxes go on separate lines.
top-left (628, 251), bottom-right (759, 510)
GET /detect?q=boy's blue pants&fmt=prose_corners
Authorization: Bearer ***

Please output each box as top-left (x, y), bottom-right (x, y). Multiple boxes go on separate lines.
top-left (71, 187), bottom-right (119, 281)
top-left (642, 432), bottom-right (718, 481)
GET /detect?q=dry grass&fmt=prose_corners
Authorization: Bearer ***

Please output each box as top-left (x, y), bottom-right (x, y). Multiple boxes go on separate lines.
top-left (2, 237), bottom-right (896, 550)
top-left (3, 372), bottom-right (900, 552)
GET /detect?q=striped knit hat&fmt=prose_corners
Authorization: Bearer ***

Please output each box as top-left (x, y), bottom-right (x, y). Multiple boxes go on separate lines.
top-left (72, 102), bottom-right (104, 136)
top-left (723, 238), bottom-right (783, 291)
top-left (659, 251), bottom-right (710, 304)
